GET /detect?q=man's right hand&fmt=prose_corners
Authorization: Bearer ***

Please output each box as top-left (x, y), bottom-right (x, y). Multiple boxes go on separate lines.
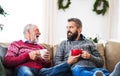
top-left (28, 51), bottom-right (40, 60)
top-left (67, 53), bottom-right (81, 65)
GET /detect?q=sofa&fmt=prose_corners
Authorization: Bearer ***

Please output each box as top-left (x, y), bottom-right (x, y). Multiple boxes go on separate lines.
top-left (0, 41), bottom-right (120, 76)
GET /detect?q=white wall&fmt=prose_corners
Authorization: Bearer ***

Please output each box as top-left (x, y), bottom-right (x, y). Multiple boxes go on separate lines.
top-left (0, 0), bottom-right (46, 43)
top-left (109, 0), bottom-right (120, 41)
top-left (52, 0), bottom-right (110, 44)
top-left (0, 0), bottom-right (115, 45)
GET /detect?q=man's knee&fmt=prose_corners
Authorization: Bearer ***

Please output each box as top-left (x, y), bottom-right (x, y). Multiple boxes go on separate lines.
top-left (23, 70), bottom-right (33, 76)
top-left (116, 61), bottom-right (120, 67)
top-left (17, 66), bottom-right (34, 76)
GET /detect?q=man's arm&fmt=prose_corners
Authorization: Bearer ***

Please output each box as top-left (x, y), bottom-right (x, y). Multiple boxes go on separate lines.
top-left (54, 44), bottom-right (81, 66)
top-left (89, 42), bottom-right (104, 68)
top-left (4, 42), bottom-right (30, 68)
top-left (54, 42), bottom-right (67, 65)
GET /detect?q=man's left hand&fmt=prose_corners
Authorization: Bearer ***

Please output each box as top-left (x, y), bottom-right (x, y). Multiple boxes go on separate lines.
top-left (81, 51), bottom-right (91, 59)
top-left (42, 51), bottom-right (50, 62)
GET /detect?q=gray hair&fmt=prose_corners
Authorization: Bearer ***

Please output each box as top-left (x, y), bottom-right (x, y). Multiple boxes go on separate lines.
top-left (68, 18), bottom-right (82, 28)
top-left (23, 24), bottom-right (36, 35)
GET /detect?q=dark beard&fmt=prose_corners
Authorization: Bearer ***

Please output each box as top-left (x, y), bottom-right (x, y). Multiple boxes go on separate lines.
top-left (67, 31), bottom-right (78, 41)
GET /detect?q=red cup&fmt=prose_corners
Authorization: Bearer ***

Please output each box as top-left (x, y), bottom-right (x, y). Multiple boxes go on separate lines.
top-left (71, 49), bottom-right (82, 56)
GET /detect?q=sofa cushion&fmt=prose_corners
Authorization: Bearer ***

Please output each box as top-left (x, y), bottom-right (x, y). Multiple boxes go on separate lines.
top-left (0, 43), bottom-right (9, 47)
top-left (96, 43), bottom-right (106, 68)
top-left (40, 43), bottom-right (53, 65)
top-left (105, 41), bottom-right (120, 72)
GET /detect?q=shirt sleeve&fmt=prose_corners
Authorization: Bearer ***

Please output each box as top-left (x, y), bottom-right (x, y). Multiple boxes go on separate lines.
top-left (4, 42), bottom-right (30, 68)
top-left (89, 42), bottom-right (104, 68)
top-left (54, 42), bottom-right (67, 65)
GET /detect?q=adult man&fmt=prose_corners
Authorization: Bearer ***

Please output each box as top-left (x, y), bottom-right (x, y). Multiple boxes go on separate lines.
top-left (4, 24), bottom-right (80, 76)
top-left (54, 18), bottom-right (110, 76)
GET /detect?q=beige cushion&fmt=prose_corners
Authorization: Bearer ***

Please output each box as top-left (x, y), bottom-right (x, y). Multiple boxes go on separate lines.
top-left (96, 43), bottom-right (106, 68)
top-left (0, 42), bottom-right (10, 47)
top-left (105, 41), bottom-right (120, 72)
top-left (40, 43), bottom-right (53, 65)
top-left (53, 45), bottom-right (58, 57)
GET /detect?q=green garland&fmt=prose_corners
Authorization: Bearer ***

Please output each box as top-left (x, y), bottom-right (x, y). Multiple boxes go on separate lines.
top-left (58, 0), bottom-right (71, 10)
top-left (93, 0), bottom-right (109, 15)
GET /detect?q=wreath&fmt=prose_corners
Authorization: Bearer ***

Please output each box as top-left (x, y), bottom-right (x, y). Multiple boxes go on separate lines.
top-left (93, 0), bottom-right (109, 15)
top-left (58, 0), bottom-right (71, 10)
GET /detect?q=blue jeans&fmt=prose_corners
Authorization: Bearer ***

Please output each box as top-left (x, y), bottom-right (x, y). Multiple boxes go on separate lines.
top-left (71, 65), bottom-right (110, 76)
top-left (110, 61), bottom-right (120, 76)
top-left (15, 62), bottom-right (71, 76)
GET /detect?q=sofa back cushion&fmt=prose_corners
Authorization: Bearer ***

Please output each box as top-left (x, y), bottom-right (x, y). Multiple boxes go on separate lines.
top-left (96, 43), bottom-right (106, 68)
top-left (105, 41), bottom-right (120, 72)
top-left (40, 43), bottom-right (53, 66)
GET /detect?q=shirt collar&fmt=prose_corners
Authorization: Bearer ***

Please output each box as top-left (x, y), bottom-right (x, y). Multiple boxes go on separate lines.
top-left (22, 38), bottom-right (38, 44)
top-left (78, 34), bottom-right (86, 40)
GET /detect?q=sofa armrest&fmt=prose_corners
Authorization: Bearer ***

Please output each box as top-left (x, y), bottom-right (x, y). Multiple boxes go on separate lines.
top-left (0, 45), bottom-right (8, 62)
top-left (105, 41), bottom-right (120, 72)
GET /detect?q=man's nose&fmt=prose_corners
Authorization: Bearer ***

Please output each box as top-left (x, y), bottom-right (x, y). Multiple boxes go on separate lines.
top-left (67, 28), bottom-right (70, 32)
top-left (37, 31), bottom-right (41, 35)
top-left (39, 32), bottom-right (41, 35)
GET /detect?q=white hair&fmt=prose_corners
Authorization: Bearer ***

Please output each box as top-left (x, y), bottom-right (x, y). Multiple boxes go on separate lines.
top-left (23, 24), bottom-right (36, 35)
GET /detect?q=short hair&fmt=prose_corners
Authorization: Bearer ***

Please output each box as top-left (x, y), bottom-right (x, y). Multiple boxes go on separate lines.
top-left (23, 24), bottom-right (36, 35)
top-left (68, 18), bottom-right (82, 28)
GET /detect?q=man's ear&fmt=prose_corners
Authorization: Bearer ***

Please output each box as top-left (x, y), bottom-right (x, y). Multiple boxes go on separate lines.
top-left (25, 29), bottom-right (30, 37)
top-left (26, 29), bottom-right (30, 34)
top-left (78, 28), bottom-right (82, 33)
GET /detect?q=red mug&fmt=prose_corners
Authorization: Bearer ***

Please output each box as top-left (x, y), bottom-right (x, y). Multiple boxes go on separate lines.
top-left (71, 49), bottom-right (82, 56)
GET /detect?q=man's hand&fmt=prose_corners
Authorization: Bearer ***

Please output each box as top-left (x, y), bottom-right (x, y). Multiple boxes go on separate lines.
top-left (81, 51), bottom-right (91, 59)
top-left (67, 52), bottom-right (81, 65)
top-left (41, 51), bottom-right (50, 62)
top-left (28, 51), bottom-right (40, 60)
